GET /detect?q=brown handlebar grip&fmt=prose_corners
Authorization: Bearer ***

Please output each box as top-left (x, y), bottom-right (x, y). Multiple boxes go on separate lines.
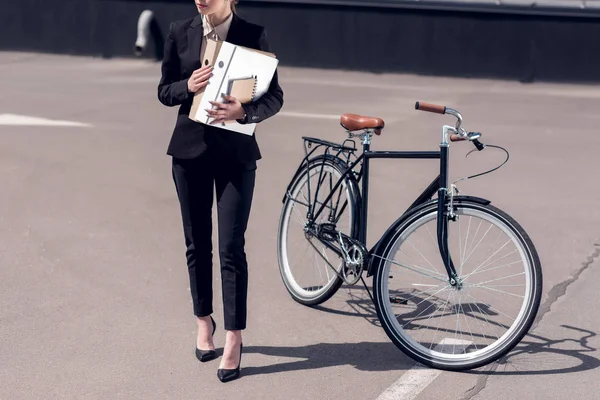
top-left (415, 101), bottom-right (446, 114)
top-left (450, 134), bottom-right (466, 142)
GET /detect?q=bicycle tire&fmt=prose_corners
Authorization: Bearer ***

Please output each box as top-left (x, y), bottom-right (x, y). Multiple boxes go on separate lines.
top-left (277, 155), bottom-right (360, 306)
top-left (372, 198), bottom-right (542, 371)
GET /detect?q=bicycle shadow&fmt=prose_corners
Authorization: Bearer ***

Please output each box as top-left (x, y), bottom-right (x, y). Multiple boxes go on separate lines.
top-left (241, 325), bottom-right (598, 378)
top-left (311, 284), bottom-right (381, 326)
top-left (292, 286), bottom-right (600, 376)
top-left (466, 325), bottom-right (600, 376)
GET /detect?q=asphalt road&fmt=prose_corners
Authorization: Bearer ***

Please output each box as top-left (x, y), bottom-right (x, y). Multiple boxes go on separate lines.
top-left (0, 51), bottom-right (599, 400)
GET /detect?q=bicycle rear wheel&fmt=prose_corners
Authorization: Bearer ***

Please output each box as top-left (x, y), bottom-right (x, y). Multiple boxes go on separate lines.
top-left (277, 155), bottom-right (358, 306)
top-left (372, 198), bottom-right (542, 370)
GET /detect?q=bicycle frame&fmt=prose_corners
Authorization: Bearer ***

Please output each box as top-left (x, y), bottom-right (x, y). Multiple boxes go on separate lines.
top-left (283, 113), bottom-right (466, 286)
top-left (301, 138), bottom-right (442, 249)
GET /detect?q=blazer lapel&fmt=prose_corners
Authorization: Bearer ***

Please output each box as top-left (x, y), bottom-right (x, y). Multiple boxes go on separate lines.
top-left (188, 14), bottom-right (204, 62)
top-left (225, 13), bottom-right (242, 45)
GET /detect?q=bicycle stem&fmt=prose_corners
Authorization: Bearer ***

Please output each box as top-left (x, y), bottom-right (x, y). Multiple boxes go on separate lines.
top-left (444, 107), bottom-right (464, 135)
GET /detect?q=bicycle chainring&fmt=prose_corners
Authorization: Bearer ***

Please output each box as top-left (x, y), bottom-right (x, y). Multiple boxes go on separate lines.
top-left (339, 235), bottom-right (367, 285)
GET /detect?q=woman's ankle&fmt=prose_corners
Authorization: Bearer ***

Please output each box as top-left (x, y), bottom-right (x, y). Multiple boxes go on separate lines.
top-left (196, 316), bottom-right (215, 349)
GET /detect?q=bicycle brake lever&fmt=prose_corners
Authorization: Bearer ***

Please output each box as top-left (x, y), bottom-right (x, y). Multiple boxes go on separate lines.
top-left (472, 138), bottom-right (485, 151)
top-left (466, 140), bottom-right (486, 158)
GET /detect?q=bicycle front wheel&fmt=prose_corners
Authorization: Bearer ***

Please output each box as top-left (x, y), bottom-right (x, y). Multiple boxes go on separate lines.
top-left (372, 198), bottom-right (542, 371)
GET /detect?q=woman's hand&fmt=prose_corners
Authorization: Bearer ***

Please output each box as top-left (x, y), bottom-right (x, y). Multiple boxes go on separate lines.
top-left (187, 65), bottom-right (213, 93)
top-left (207, 94), bottom-right (245, 125)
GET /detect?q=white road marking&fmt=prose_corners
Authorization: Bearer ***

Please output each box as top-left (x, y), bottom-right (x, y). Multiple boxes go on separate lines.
top-left (282, 77), bottom-right (426, 91)
top-left (98, 73), bottom-right (600, 99)
top-left (0, 114), bottom-right (92, 128)
top-left (377, 365), bottom-right (441, 400)
top-left (278, 111), bottom-right (403, 126)
top-left (283, 77), bottom-right (600, 99)
top-left (278, 111), bottom-right (341, 120)
top-left (100, 76), bottom-right (158, 83)
top-left (376, 338), bottom-right (471, 400)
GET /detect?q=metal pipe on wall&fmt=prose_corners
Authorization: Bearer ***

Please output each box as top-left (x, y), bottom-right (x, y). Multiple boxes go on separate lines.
top-left (134, 9), bottom-right (154, 56)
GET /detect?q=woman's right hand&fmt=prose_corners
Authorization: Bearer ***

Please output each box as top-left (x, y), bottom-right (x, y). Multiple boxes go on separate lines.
top-left (187, 65), bottom-right (213, 93)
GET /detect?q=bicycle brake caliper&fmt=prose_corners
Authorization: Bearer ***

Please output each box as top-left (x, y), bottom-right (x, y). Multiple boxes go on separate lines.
top-left (447, 184), bottom-right (459, 221)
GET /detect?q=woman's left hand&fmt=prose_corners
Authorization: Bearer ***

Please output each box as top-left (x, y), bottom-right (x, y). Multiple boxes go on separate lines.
top-left (207, 94), bottom-right (245, 125)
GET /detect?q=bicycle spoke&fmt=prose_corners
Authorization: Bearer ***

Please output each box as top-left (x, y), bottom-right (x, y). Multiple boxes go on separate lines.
top-left (467, 256), bottom-right (521, 277)
top-left (468, 284), bottom-right (525, 299)
top-left (467, 284), bottom-right (517, 326)
top-left (462, 238), bottom-right (513, 280)
top-left (393, 285), bottom-right (447, 310)
top-left (428, 287), bottom-right (456, 350)
top-left (462, 223), bottom-right (494, 267)
top-left (465, 219), bottom-right (483, 263)
top-left (459, 299), bottom-right (479, 352)
top-left (406, 237), bottom-right (438, 273)
top-left (462, 216), bottom-right (472, 267)
top-left (425, 224), bottom-right (441, 258)
top-left (291, 205), bottom-right (306, 225)
top-left (401, 286), bottom-right (452, 328)
top-left (397, 248), bottom-right (443, 278)
top-left (453, 291), bottom-right (461, 354)
top-left (376, 255), bottom-right (448, 283)
top-left (462, 291), bottom-right (515, 322)
top-left (458, 216), bottom-right (464, 275)
top-left (470, 271), bottom-right (525, 286)
top-left (461, 292), bottom-right (502, 341)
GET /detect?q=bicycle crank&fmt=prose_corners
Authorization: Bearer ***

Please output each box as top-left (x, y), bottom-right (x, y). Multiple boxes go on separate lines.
top-left (338, 232), bottom-right (368, 285)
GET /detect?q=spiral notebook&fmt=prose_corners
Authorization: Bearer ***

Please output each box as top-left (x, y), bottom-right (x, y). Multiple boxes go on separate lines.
top-left (222, 77), bottom-right (257, 124)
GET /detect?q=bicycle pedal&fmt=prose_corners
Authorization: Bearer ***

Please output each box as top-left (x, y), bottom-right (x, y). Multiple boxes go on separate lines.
top-left (390, 296), bottom-right (408, 305)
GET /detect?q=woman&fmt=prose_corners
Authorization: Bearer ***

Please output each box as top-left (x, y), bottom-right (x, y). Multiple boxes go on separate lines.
top-left (157, 0), bottom-right (283, 383)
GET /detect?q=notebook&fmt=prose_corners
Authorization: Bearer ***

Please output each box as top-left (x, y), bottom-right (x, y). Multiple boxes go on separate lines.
top-left (223, 77), bottom-right (257, 125)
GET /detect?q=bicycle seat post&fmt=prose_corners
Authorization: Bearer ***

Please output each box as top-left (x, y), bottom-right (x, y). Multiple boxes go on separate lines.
top-left (346, 128), bottom-right (375, 245)
top-left (346, 128), bottom-right (373, 148)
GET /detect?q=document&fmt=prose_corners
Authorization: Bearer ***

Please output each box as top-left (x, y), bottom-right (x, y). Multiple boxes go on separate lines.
top-left (189, 39), bottom-right (279, 135)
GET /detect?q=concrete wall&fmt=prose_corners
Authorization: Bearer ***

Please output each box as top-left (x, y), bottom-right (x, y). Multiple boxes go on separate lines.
top-left (2, 0), bottom-right (599, 83)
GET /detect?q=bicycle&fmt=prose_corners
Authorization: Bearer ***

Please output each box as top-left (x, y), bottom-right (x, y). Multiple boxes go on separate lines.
top-left (276, 102), bottom-right (543, 371)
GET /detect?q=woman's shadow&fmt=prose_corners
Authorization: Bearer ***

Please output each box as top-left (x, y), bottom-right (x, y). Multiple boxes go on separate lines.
top-left (240, 286), bottom-right (412, 376)
top-left (240, 341), bottom-right (413, 377)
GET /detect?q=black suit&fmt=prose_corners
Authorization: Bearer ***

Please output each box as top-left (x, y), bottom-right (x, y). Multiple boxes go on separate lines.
top-left (158, 12), bottom-right (283, 162)
top-left (158, 12), bottom-right (283, 331)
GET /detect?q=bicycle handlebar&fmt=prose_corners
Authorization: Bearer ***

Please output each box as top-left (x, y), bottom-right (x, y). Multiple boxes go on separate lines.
top-left (416, 100), bottom-right (464, 135)
top-left (450, 134), bottom-right (466, 142)
top-left (415, 101), bottom-right (485, 149)
top-left (415, 101), bottom-right (446, 115)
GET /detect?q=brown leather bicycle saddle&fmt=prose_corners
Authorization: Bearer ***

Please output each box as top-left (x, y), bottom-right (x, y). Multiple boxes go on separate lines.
top-left (340, 114), bottom-right (385, 134)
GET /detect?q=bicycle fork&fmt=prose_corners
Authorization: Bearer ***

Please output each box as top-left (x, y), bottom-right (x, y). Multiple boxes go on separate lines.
top-left (437, 126), bottom-right (462, 288)
top-left (437, 188), bottom-right (461, 288)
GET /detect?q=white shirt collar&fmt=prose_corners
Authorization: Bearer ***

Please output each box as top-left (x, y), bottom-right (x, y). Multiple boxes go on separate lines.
top-left (202, 12), bottom-right (233, 41)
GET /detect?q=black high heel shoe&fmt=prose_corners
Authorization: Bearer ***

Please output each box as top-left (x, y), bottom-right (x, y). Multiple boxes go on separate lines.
top-left (195, 316), bottom-right (217, 362)
top-left (217, 343), bottom-right (243, 383)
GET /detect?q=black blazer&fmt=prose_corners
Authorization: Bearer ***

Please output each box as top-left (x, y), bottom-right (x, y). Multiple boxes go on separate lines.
top-left (157, 13), bottom-right (284, 162)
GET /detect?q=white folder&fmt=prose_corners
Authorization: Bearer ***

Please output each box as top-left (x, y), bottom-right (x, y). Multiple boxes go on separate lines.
top-left (188, 39), bottom-right (279, 136)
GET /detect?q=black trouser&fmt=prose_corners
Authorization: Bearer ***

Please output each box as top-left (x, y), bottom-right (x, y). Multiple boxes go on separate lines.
top-left (171, 155), bottom-right (256, 331)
